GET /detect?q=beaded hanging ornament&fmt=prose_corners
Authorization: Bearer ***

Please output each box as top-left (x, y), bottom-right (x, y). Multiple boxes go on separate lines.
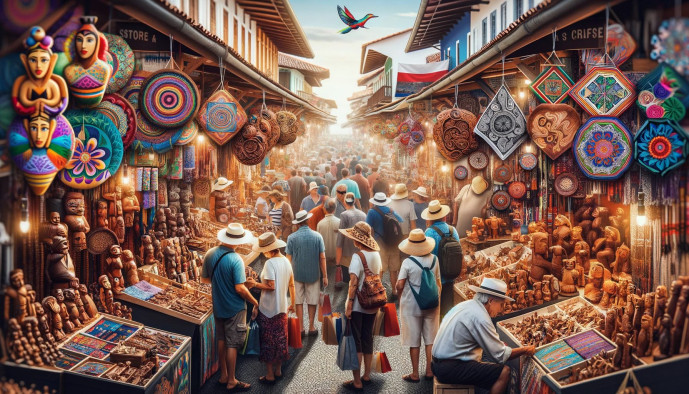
top-left (573, 116), bottom-right (633, 180)
top-left (96, 93), bottom-right (136, 150)
top-left (527, 104), bottom-right (581, 160)
top-left (634, 118), bottom-right (688, 176)
top-left (103, 33), bottom-right (134, 94)
top-left (396, 113), bottom-right (425, 153)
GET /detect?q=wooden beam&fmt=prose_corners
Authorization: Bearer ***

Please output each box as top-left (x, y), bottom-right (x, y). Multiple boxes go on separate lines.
top-left (477, 79), bottom-right (496, 97)
top-left (183, 57), bottom-right (206, 74)
top-left (515, 61), bottom-right (538, 82)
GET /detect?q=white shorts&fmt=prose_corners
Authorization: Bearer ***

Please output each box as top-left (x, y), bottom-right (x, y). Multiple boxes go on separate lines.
top-left (295, 280), bottom-right (320, 305)
top-left (400, 310), bottom-right (440, 348)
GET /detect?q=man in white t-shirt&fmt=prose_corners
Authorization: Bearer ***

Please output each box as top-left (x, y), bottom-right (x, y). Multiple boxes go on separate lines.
top-left (388, 183), bottom-right (417, 300)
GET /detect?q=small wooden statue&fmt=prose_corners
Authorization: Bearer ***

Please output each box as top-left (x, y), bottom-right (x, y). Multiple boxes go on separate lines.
top-left (4, 269), bottom-right (31, 324)
top-left (617, 279), bottom-right (629, 308)
top-left (63, 192), bottom-right (90, 252)
top-left (96, 200), bottom-right (109, 228)
top-left (40, 211), bottom-right (68, 246)
top-left (605, 306), bottom-right (618, 339)
top-left (529, 232), bottom-right (551, 283)
top-left (105, 245), bottom-right (125, 294)
top-left (610, 243), bottom-right (631, 282)
top-left (612, 333), bottom-right (627, 368)
top-left (98, 275), bottom-right (115, 314)
top-left (122, 249), bottom-right (139, 286)
top-left (51, 289), bottom-right (76, 332)
top-left (552, 215), bottom-right (574, 256)
top-left (560, 259), bottom-right (580, 297)
top-left (654, 285), bottom-right (668, 331)
top-left (69, 283), bottom-right (91, 323)
top-left (667, 280), bottom-right (683, 320)
top-left (549, 245), bottom-right (567, 281)
top-left (589, 206), bottom-right (611, 247)
top-left (670, 285), bottom-right (689, 355)
top-left (122, 186), bottom-right (140, 228)
top-left (655, 313), bottom-right (673, 361)
top-left (637, 314), bottom-right (653, 357)
top-left (600, 280), bottom-right (619, 309)
top-left (42, 296), bottom-right (65, 340)
top-left (485, 216), bottom-right (502, 239)
top-left (46, 235), bottom-right (76, 291)
top-left (103, 186), bottom-right (123, 231)
top-left (593, 225), bottom-right (620, 270)
top-left (585, 262), bottom-right (606, 304)
top-left (63, 289), bottom-right (84, 328)
top-left (573, 241), bottom-right (590, 287)
top-left (533, 282), bottom-right (543, 305)
top-left (78, 283), bottom-right (99, 318)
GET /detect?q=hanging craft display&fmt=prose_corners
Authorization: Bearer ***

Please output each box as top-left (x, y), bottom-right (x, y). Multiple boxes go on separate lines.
top-left (530, 66), bottom-right (574, 104)
top-left (508, 181), bottom-right (527, 199)
top-left (276, 110), bottom-right (298, 146)
top-left (568, 65), bottom-right (636, 117)
top-left (474, 85), bottom-right (527, 160)
top-left (554, 173), bottom-right (579, 197)
top-left (491, 190), bottom-right (511, 211)
top-left (573, 117), bottom-right (633, 180)
top-left (96, 93), bottom-right (136, 150)
top-left (134, 109), bottom-right (182, 153)
top-left (382, 119), bottom-right (399, 140)
top-left (103, 33), bottom-right (134, 93)
top-left (519, 153), bottom-right (537, 170)
top-left (636, 63), bottom-right (689, 121)
top-left (433, 108), bottom-right (479, 161)
top-left (231, 117), bottom-right (270, 165)
top-left (140, 69), bottom-right (199, 128)
top-left (581, 24), bottom-right (637, 70)
top-left (63, 17), bottom-right (112, 107)
top-left (468, 151), bottom-right (488, 170)
top-left (396, 115), bottom-right (425, 152)
top-left (634, 118), bottom-right (688, 176)
top-left (254, 108), bottom-right (280, 149)
top-left (651, 18), bottom-right (689, 78)
top-left (60, 109), bottom-right (123, 189)
top-left (175, 120), bottom-right (199, 146)
top-left (527, 104), bottom-right (581, 160)
top-left (454, 165), bottom-right (468, 180)
top-left (197, 89), bottom-right (247, 145)
top-left (371, 121), bottom-right (384, 136)
top-left (493, 164), bottom-right (513, 183)
top-left (0, 0), bottom-right (57, 34)
top-left (118, 70), bottom-right (149, 108)
top-left (8, 113), bottom-right (75, 195)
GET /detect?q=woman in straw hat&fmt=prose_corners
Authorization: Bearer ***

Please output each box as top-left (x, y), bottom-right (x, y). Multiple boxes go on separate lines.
top-left (396, 229), bottom-right (442, 383)
top-left (249, 232), bottom-right (295, 384)
top-left (268, 190), bottom-right (294, 240)
top-left (339, 221), bottom-right (382, 391)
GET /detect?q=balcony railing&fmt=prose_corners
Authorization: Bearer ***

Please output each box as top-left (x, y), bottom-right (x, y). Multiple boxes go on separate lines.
top-left (369, 85), bottom-right (392, 107)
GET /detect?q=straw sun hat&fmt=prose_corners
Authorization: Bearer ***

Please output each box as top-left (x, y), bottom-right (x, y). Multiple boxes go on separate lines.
top-left (252, 232), bottom-right (286, 253)
top-left (398, 229), bottom-right (436, 256)
top-left (411, 186), bottom-right (429, 198)
top-left (391, 184), bottom-right (409, 200)
top-left (421, 200), bottom-right (451, 220)
top-left (212, 177), bottom-right (233, 191)
top-left (292, 210), bottom-right (313, 225)
top-left (339, 221), bottom-right (379, 251)
top-left (217, 223), bottom-right (254, 245)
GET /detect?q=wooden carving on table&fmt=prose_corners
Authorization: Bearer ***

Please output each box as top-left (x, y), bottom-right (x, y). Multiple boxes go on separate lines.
top-left (63, 191), bottom-right (90, 252)
top-left (611, 244), bottom-right (632, 282)
top-left (553, 215), bottom-right (574, 256)
top-left (52, 288), bottom-right (78, 332)
top-left (63, 289), bottom-right (85, 328)
top-left (589, 206), bottom-right (611, 246)
top-left (103, 186), bottom-right (123, 230)
top-left (122, 186), bottom-right (140, 228)
top-left (63, 17), bottom-right (112, 107)
top-left (4, 269), bottom-right (31, 323)
top-left (617, 279), bottom-right (629, 308)
top-left (600, 280), bottom-right (619, 308)
top-left (549, 245), bottom-right (567, 281)
top-left (180, 184), bottom-right (192, 220)
top-left (122, 249), bottom-right (140, 286)
top-left (574, 195), bottom-right (597, 239)
top-left (154, 209), bottom-right (166, 238)
top-left (560, 259), bottom-right (580, 296)
top-left (655, 313), bottom-right (673, 360)
top-left (42, 296), bottom-right (66, 340)
top-left (671, 285), bottom-right (689, 354)
top-left (654, 285), bottom-right (668, 331)
top-left (585, 262), bottom-right (607, 304)
top-left (593, 226), bottom-right (620, 270)
top-left (544, 274), bottom-right (560, 299)
top-left (466, 217), bottom-right (486, 241)
top-left (485, 216), bottom-right (503, 239)
top-left (432, 108), bottom-right (479, 161)
top-left (572, 226), bottom-right (584, 244)
top-left (572, 240), bottom-right (591, 287)
top-left (637, 314), bottom-right (653, 357)
top-left (98, 275), bottom-right (115, 315)
top-left (46, 235), bottom-right (76, 292)
top-left (529, 232), bottom-right (551, 283)
top-left (526, 104), bottom-right (580, 160)
top-left (106, 245), bottom-right (125, 294)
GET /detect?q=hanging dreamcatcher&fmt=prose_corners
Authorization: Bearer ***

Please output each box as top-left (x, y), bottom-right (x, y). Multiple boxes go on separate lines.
top-left (395, 108), bottom-right (424, 153)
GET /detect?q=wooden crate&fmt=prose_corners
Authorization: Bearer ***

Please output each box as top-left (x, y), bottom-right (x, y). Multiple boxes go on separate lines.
top-left (433, 378), bottom-right (475, 394)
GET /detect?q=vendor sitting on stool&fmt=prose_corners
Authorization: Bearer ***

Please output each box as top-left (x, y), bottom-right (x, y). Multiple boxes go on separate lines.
top-left (431, 278), bottom-right (535, 393)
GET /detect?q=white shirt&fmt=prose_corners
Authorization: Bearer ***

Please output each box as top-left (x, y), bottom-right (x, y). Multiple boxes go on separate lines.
top-left (317, 214), bottom-right (340, 260)
top-left (348, 250), bottom-right (382, 314)
top-left (388, 199), bottom-right (417, 235)
top-left (399, 254), bottom-right (440, 317)
top-left (258, 256), bottom-right (293, 318)
top-left (432, 298), bottom-right (512, 363)
top-left (255, 196), bottom-right (269, 218)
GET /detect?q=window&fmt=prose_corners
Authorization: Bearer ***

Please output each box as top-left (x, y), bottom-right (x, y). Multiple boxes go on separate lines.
top-left (210, 1), bottom-right (216, 35)
top-left (490, 11), bottom-right (496, 39)
top-left (528, 0), bottom-right (534, 8)
top-left (233, 18), bottom-right (238, 49)
top-left (279, 70), bottom-right (291, 89)
top-left (514, 0), bottom-right (523, 20)
top-left (482, 18), bottom-right (487, 47)
top-left (467, 32), bottom-right (471, 57)
top-left (501, 2), bottom-right (507, 30)
top-left (241, 26), bottom-right (245, 58)
top-left (223, 10), bottom-right (229, 44)
top-left (248, 32), bottom-right (252, 63)
top-left (455, 40), bottom-right (460, 66)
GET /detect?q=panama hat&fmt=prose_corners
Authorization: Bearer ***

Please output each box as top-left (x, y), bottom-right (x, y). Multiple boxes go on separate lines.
top-left (391, 184), bottom-right (409, 200)
top-left (258, 185), bottom-right (272, 195)
top-left (369, 192), bottom-right (391, 206)
top-left (339, 221), bottom-right (379, 251)
top-left (252, 232), bottom-right (286, 253)
top-left (468, 277), bottom-right (514, 301)
top-left (212, 177), bottom-right (233, 191)
top-left (344, 192), bottom-right (355, 204)
top-left (470, 175), bottom-right (489, 195)
top-left (398, 229), bottom-right (436, 256)
top-left (421, 200), bottom-right (451, 220)
top-left (411, 186), bottom-right (429, 198)
top-left (292, 210), bottom-right (313, 225)
top-left (217, 223), bottom-right (254, 245)
top-left (308, 181), bottom-right (319, 192)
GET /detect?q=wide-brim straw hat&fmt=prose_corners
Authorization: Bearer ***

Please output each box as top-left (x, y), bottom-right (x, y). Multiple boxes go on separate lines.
top-left (421, 200), bottom-right (450, 220)
top-left (212, 177), bottom-right (233, 191)
top-left (398, 229), bottom-right (436, 256)
top-left (268, 190), bottom-right (286, 199)
top-left (369, 192), bottom-right (391, 206)
top-left (468, 277), bottom-right (514, 302)
top-left (217, 223), bottom-right (254, 245)
top-left (471, 175), bottom-right (489, 195)
top-left (339, 221), bottom-right (379, 251)
top-left (411, 186), bottom-right (429, 198)
top-left (252, 232), bottom-right (286, 253)
top-left (292, 210), bottom-right (313, 224)
top-left (308, 181), bottom-right (319, 192)
top-left (391, 183), bottom-right (409, 200)
top-left (258, 185), bottom-right (272, 195)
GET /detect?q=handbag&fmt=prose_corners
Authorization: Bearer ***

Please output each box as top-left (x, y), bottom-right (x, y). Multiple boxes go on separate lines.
top-left (322, 313), bottom-right (339, 345)
top-left (287, 315), bottom-right (302, 349)
top-left (241, 320), bottom-right (260, 356)
top-left (373, 308), bottom-right (385, 337)
top-left (355, 251), bottom-right (388, 309)
top-left (318, 292), bottom-right (332, 323)
top-left (336, 318), bottom-right (360, 371)
top-left (382, 303), bottom-right (400, 337)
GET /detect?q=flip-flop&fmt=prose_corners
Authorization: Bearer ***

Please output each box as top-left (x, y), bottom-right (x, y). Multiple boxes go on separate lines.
top-left (308, 329), bottom-right (319, 337)
top-left (259, 376), bottom-right (276, 385)
top-left (227, 380), bottom-right (251, 392)
top-left (424, 375), bottom-right (434, 381)
top-left (361, 378), bottom-right (372, 385)
top-left (402, 374), bottom-right (421, 383)
top-left (342, 381), bottom-right (363, 392)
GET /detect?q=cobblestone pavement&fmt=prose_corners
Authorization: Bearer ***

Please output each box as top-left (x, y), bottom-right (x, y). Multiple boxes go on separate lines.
top-left (199, 263), bottom-right (434, 393)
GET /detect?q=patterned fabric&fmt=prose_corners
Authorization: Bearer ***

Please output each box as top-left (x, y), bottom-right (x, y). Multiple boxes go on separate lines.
top-left (197, 90), bottom-right (247, 145)
top-left (568, 65), bottom-right (636, 117)
top-left (564, 330), bottom-right (615, 360)
top-left (634, 118), bottom-right (688, 175)
top-left (140, 69), bottom-right (200, 128)
top-left (103, 33), bottom-right (134, 93)
top-left (285, 225), bottom-right (325, 283)
top-left (519, 153), bottom-right (537, 170)
top-left (474, 85), bottom-right (527, 160)
top-left (257, 311), bottom-right (289, 363)
top-left (573, 117), bottom-right (633, 180)
top-left (396, 115), bottom-right (425, 153)
top-left (636, 63), bottom-right (689, 121)
top-left (63, 54), bottom-right (112, 108)
top-left (527, 104), bottom-right (581, 160)
top-left (530, 66), bottom-right (574, 104)
top-left (534, 340), bottom-right (584, 373)
top-left (651, 18), bottom-right (689, 77)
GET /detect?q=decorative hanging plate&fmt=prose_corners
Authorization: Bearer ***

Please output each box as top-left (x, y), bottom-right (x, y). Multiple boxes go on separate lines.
top-left (196, 89), bottom-right (247, 145)
top-left (118, 70), bottom-right (149, 109)
top-left (519, 153), bottom-right (537, 170)
top-left (581, 24), bottom-right (637, 70)
top-left (530, 66), bottom-right (574, 104)
top-left (8, 114), bottom-right (75, 195)
top-left (554, 173), bottom-right (579, 196)
top-left (651, 18), bottom-right (689, 78)
top-left (573, 116), bottom-right (633, 180)
top-left (454, 165), bottom-right (468, 180)
top-left (276, 110), bottom-right (298, 146)
top-left (103, 33), bottom-right (134, 94)
top-left (433, 108), bottom-right (479, 161)
top-left (568, 65), bottom-right (636, 117)
top-left (134, 109), bottom-right (182, 153)
top-left (491, 190), bottom-right (511, 211)
top-left (231, 117), bottom-right (270, 165)
top-left (60, 109), bottom-right (124, 189)
top-left (634, 118), bottom-right (688, 176)
top-left (0, 0), bottom-right (57, 34)
top-left (636, 63), bottom-right (689, 121)
top-left (86, 227), bottom-right (119, 255)
top-left (527, 103), bottom-right (581, 160)
top-left (474, 85), bottom-right (527, 160)
top-left (175, 120), bottom-right (199, 145)
top-left (383, 119), bottom-right (399, 140)
top-left (493, 164), bottom-right (513, 183)
top-left (468, 151), bottom-right (488, 170)
top-left (97, 93), bottom-right (136, 150)
top-left (140, 69), bottom-right (200, 128)
top-left (508, 181), bottom-right (526, 199)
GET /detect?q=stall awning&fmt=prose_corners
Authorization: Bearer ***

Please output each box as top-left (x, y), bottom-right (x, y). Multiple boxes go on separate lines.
top-left (406, 0), bottom-right (486, 52)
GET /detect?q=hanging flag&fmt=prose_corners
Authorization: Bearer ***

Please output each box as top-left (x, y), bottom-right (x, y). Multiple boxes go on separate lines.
top-left (396, 60), bottom-right (449, 97)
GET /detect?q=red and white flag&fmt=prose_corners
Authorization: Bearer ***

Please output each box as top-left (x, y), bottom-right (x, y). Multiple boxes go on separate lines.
top-left (396, 60), bottom-right (449, 97)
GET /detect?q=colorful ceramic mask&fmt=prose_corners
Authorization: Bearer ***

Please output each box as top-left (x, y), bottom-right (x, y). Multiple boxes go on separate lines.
top-left (433, 108), bottom-right (478, 161)
top-left (12, 26), bottom-right (69, 118)
top-left (634, 118), bottom-right (688, 176)
top-left (63, 16), bottom-right (112, 107)
top-left (197, 89), bottom-right (247, 145)
top-left (474, 85), bottom-right (527, 160)
top-left (651, 18), bottom-right (689, 78)
top-left (568, 65), bottom-right (636, 117)
top-left (636, 63), bottom-right (689, 122)
top-left (140, 69), bottom-right (200, 129)
top-left (530, 66), bottom-right (574, 104)
top-left (573, 117), bottom-right (633, 180)
top-left (527, 104), bottom-right (581, 160)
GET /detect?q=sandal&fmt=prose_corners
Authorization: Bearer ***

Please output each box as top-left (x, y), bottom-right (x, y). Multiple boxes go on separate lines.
top-left (227, 380), bottom-right (251, 392)
top-left (402, 374), bottom-right (421, 383)
top-left (424, 375), bottom-right (434, 381)
top-left (308, 329), bottom-right (319, 337)
top-left (342, 380), bottom-right (363, 391)
top-left (361, 377), bottom-right (372, 385)
top-left (259, 376), bottom-right (276, 385)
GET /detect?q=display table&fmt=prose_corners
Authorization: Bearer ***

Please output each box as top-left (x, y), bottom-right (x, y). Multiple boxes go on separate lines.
top-left (461, 236), bottom-right (512, 254)
top-left (0, 362), bottom-right (62, 393)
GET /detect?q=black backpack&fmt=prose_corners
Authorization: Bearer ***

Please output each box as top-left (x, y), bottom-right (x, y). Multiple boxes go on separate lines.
top-left (430, 225), bottom-right (463, 280)
top-left (373, 206), bottom-right (404, 246)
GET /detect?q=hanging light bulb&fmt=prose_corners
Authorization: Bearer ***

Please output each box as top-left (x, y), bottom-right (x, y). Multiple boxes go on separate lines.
top-left (19, 196), bottom-right (29, 233)
top-left (524, 78), bottom-right (531, 85)
top-left (525, 144), bottom-right (532, 153)
top-left (279, 148), bottom-right (285, 154)
top-left (441, 163), bottom-right (449, 173)
top-left (121, 164), bottom-right (130, 184)
top-left (518, 90), bottom-right (526, 99)
top-left (148, 151), bottom-right (155, 160)
top-left (636, 191), bottom-right (647, 226)
top-left (419, 145), bottom-right (424, 152)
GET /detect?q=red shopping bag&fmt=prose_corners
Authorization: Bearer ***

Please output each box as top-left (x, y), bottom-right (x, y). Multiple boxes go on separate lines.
top-left (318, 292), bottom-right (332, 322)
top-left (335, 265), bottom-right (344, 283)
top-left (287, 315), bottom-right (302, 349)
top-left (382, 303), bottom-right (400, 337)
top-left (379, 351), bottom-right (392, 373)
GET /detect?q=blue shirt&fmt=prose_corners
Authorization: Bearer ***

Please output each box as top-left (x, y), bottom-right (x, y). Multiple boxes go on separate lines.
top-left (332, 179), bottom-right (361, 199)
top-left (285, 225), bottom-right (325, 283)
top-left (425, 222), bottom-right (460, 284)
top-left (272, 180), bottom-right (290, 192)
top-left (301, 195), bottom-right (324, 213)
top-left (366, 206), bottom-right (403, 242)
top-left (201, 246), bottom-right (247, 318)
top-left (413, 202), bottom-right (429, 230)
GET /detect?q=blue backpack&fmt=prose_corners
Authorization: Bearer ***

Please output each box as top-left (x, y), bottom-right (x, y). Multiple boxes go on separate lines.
top-left (407, 256), bottom-right (439, 310)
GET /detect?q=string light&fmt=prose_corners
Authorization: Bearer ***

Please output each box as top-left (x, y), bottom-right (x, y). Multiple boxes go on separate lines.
top-left (525, 144), bottom-right (532, 153)
top-left (518, 90), bottom-right (526, 98)
top-left (197, 133), bottom-right (205, 143)
top-left (636, 191), bottom-right (647, 226)
top-left (441, 163), bottom-right (449, 173)
top-left (121, 164), bottom-right (130, 184)
top-left (524, 79), bottom-right (531, 85)
top-left (19, 196), bottom-right (29, 233)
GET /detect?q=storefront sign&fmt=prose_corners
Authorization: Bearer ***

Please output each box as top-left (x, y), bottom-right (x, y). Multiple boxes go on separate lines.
top-left (112, 21), bottom-right (171, 51)
top-left (512, 15), bottom-right (606, 57)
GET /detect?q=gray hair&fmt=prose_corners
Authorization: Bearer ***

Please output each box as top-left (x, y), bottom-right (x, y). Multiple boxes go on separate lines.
top-left (324, 198), bottom-right (337, 214)
top-left (475, 293), bottom-right (502, 305)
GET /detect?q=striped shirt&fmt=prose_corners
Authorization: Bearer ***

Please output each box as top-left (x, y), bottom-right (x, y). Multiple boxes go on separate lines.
top-left (269, 207), bottom-right (283, 228)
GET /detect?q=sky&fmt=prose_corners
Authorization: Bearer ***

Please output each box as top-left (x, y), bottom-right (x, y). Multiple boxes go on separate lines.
top-left (289, 0), bottom-right (421, 133)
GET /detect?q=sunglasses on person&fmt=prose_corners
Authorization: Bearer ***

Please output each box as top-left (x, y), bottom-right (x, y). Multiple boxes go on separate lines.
top-left (337, 190), bottom-right (346, 194)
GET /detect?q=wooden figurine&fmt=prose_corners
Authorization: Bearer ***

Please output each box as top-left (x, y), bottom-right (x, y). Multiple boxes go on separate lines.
top-left (655, 313), bottom-right (672, 361)
top-left (585, 262), bottom-right (606, 304)
top-left (643, 293), bottom-right (654, 316)
top-left (516, 269), bottom-right (528, 292)
top-left (154, 208), bottom-right (167, 235)
top-left (6, 319), bottom-right (29, 364)
top-left (122, 249), bottom-right (139, 286)
top-left (42, 296), bottom-right (65, 340)
top-left (671, 285), bottom-right (689, 354)
top-left (560, 259), bottom-right (579, 296)
top-left (610, 244), bottom-right (631, 282)
top-left (610, 207), bottom-right (630, 245)
top-left (105, 245), bottom-right (125, 294)
top-left (543, 274), bottom-right (560, 299)
top-left (103, 186), bottom-right (123, 231)
top-left (40, 211), bottom-right (68, 246)
top-left (533, 282), bottom-right (543, 305)
top-left (589, 206), bottom-right (611, 247)
top-left (622, 340), bottom-right (633, 369)
top-left (542, 278), bottom-right (552, 302)
top-left (526, 290), bottom-right (535, 307)
top-left (34, 302), bottom-right (50, 338)
top-left (122, 186), bottom-right (140, 228)
top-left (572, 241), bottom-right (590, 287)
top-left (612, 333), bottom-right (627, 368)
top-left (600, 280), bottom-right (619, 309)
top-left (98, 275), bottom-right (115, 314)
top-left (681, 303), bottom-right (689, 354)
top-left (593, 226), bottom-right (620, 270)
top-left (553, 215), bottom-right (574, 256)
top-left (4, 269), bottom-right (31, 323)
top-left (549, 245), bottom-right (567, 281)
top-left (180, 184), bottom-right (193, 221)
top-left (51, 289), bottom-right (75, 332)
top-left (529, 232), bottom-right (551, 283)
top-left (96, 200), bottom-right (108, 228)
top-left (62, 289), bottom-right (83, 328)
top-left (571, 226), bottom-right (584, 244)
top-left (46, 235), bottom-right (76, 291)
top-left (78, 283), bottom-right (99, 319)
top-left (605, 307), bottom-right (618, 339)
top-left (617, 279), bottom-right (629, 308)
top-left (115, 216), bottom-right (126, 244)
top-left (632, 295), bottom-right (644, 335)
top-left (68, 282), bottom-right (91, 323)
top-left (515, 290), bottom-right (526, 310)
top-left (485, 216), bottom-right (501, 239)
top-left (667, 280), bottom-right (683, 320)
top-left (654, 285), bottom-right (668, 331)
top-left (637, 315), bottom-right (653, 357)
top-left (574, 195), bottom-right (596, 237)
top-left (63, 192), bottom-right (90, 252)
